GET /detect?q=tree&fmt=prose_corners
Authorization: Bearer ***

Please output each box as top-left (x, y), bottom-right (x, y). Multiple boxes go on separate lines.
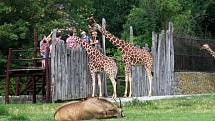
top-left (122, 0), bottom-right (190, 46)
top-left (192, 0), bottom-right (215, 38)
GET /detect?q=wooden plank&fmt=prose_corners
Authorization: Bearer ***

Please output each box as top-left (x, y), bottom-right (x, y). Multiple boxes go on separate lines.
top-left (169, 22), bottom-right (174, 95)
top-left (57, 43), bottom-right (62, 100)
top-left (142, 66), bottom-right (147, 96)
top-left (152, 32), bottom-right (158, 95)
top-left (157, 30), bottom-right (165, 95)
top-left (67, 49), bottom-right (71, 98)
top-left (165, 29), bottom-right (170, 95)
top-left (61, 42), bottom-right (66, 100)
top-left (51, 29), bottom-right (57, 101)
top-left (70, 48), bottom-right (75, 98)
top-left (131, 66), bottom-right (135, 96)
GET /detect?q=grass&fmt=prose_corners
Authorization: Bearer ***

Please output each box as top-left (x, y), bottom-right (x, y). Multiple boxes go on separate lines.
top-left (0, 94), bottom-right (215, 121)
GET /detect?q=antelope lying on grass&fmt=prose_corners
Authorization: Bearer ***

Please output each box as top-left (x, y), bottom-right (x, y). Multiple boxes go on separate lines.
top-left (54, 97), bottom-right (124, 121)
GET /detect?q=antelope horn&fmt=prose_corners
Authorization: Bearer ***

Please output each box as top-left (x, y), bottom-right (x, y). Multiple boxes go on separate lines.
top-left (119, 98), bottom-right (122, 109)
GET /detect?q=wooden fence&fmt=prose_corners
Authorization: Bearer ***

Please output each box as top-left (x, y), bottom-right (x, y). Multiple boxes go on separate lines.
top-left (51, 30), bottom-right (107, 101)
top-left (131, 22), bottom-right (174, 96)
top-left (51, 22), bottom-right (174, 100)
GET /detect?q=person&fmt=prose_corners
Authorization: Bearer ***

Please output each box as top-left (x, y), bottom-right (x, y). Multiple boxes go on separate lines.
top-left (66, 31), bottom-right (79, 48)
top-left (91, 31), bottom-right (100, 48)
top-left (49, 32), bottom-right (64, 54)
top-left (143, 43), bottom-right (150, 52)
top-left (56, 32), bottom-right (64, 44)
top-left (40, 34), bottom-right (51, 68)
top-left (81, 31), bottom-right (91, 44)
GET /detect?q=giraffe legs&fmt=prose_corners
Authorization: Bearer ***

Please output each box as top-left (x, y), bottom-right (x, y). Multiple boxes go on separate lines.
top-left (146, 68), bottom-right (153, 97)
top-left (128, 73), bottom-right (132, 97)
top-left (109, 77), bottom-right (117, 99)
top-left (91, 72), bottom-right (96, 97)
top-left (124, 64), bottom-right (132, 97)
top-left (97, 73), bottom-right (102, 97)
top-left (123, 74), bottom-right (129, 97)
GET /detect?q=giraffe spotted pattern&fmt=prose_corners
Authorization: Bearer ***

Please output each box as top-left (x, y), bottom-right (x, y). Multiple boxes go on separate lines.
top-left (74, 36), bottom-right (118, 98)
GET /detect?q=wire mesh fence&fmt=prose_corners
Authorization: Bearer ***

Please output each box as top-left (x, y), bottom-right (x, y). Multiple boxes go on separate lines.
top-left (174, 37), bottom-right (215, 72)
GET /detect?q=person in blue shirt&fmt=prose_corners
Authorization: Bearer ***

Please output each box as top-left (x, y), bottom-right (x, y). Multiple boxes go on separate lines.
top-left (81, 31), bottom-right (91, 44)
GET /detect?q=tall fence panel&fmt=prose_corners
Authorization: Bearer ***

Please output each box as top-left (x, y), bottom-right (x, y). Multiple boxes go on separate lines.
top-left (131, 22), bottom-right (174, 96)
top-left (51, 40), bottom-right (107, 101)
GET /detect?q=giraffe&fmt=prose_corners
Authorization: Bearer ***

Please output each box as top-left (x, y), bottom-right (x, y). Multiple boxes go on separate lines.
top-left (72, 35), bottom-right (118, 98)
top-left (87, 17), bottom-right (153, 97)
top-left (201, 44), bottom-right (215, 58)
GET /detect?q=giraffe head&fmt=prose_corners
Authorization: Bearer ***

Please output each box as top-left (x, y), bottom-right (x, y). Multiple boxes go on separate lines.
top-left (87, 16), bottom-right (103, 33)
top-left (200, 44), bottom-right (210, 50)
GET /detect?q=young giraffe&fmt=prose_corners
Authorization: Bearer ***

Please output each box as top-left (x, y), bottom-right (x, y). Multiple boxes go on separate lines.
top-left (88, 17), bottom-right (153, 97)
top-left (73, 35), bottom-right (118, 98)
top-left (201, 44), bottom-right (215, 58)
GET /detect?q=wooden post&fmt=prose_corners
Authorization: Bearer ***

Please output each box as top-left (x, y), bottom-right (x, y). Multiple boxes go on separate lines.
top-left (130, 26), bottom-right (133, 43)
top-left (15, 76), bottom-right (20, 96)
top-left (102, 18), bottom-right (106, 55)
top-left (51, 29), bottom-right (57, 102)
top-left (33, 29), bottom-right (38, 67)
top-left (151, 31), bottom-right (158, 95)
top-left (157, 30), bottom-right (165, 95)
top-left (45, 47), bottom-right (51, 102)
top-left (5, 48), bottom-right (12, 104)
top-left (169, 22), bottom-right (174, 95)
top-left (102, 18), bottom-right (108, 96)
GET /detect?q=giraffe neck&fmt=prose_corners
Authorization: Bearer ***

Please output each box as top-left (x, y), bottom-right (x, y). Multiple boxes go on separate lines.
top-left (75, 36), bottom-right (102, 59)
top-left (206, 48), bottom-right (215, 58)
top-left (96, 24), bottom-right (133, 53)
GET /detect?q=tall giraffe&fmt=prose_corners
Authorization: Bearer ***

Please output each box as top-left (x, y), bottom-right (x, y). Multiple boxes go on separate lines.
top-left (88, 17), bottom-right (153, 97)
top-left (201, 44), bottom-right (215, 58)
top-left (72, 35), bottom-right (118, 98)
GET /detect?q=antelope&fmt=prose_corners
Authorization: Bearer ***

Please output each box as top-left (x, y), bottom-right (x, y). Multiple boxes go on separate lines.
top-left (54, 97), bottom-right (124, 121)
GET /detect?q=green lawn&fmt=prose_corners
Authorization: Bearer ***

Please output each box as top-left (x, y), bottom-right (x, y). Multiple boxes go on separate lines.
top-left (0, 94), bottom-right (215, 121)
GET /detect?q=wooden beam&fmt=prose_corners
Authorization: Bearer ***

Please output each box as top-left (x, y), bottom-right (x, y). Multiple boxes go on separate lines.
top-left (15, 76), bottom-right (20, 96)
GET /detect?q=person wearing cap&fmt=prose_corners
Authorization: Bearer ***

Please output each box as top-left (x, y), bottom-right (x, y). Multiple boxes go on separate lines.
top-left (81, 31), bottom-right (91, 44)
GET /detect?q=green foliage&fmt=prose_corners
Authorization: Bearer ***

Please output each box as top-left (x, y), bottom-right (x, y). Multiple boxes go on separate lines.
top-left (122, 0), bottom-right (215, 47)
top-left (191, 0), bottom-right (215, 38)
top-left (122, 0), bottom-right (190, 46)
top-left (0, 0), bottom-right (94, 54)
top-left (92, 0), bottom-right (139, 53)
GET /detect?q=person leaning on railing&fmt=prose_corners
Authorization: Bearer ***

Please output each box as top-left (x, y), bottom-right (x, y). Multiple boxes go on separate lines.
top-left (66, 30), bottom-right (80, 49)
top-left (40, 32), bottom-right (52, 68)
